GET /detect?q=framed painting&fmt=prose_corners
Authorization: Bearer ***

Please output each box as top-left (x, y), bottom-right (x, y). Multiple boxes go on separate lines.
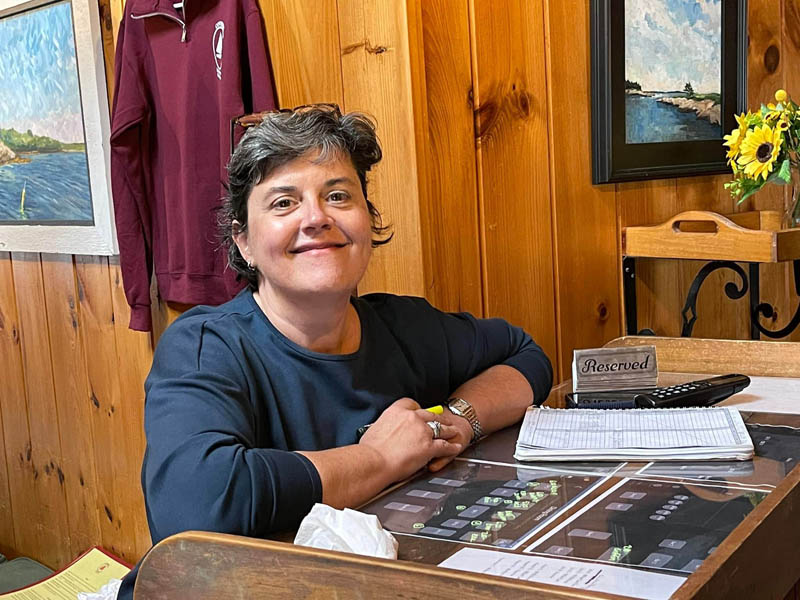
top-left (591, 0), bottom-right (748, 184)
top-left (0, 0), bottom-right (116, 254)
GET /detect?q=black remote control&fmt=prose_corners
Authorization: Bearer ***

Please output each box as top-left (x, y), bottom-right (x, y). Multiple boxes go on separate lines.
top-left (565, 374), bottom-right (751, 409)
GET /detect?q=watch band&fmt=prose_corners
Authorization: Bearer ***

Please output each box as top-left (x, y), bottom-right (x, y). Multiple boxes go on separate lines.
top-left (447, 397), bottom-right (483, 443)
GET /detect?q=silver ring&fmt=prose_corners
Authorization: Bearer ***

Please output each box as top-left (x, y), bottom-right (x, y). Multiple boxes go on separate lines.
top-left (427, 420), bottom-right (442, 439)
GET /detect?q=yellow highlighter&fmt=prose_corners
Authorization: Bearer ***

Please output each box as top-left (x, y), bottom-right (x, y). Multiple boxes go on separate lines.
top-left (356, 405), bottom-right (444, 439)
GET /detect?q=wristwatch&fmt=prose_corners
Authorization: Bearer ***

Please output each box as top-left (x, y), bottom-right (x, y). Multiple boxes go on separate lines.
top-left (447, 397), bottom-right (483, 443)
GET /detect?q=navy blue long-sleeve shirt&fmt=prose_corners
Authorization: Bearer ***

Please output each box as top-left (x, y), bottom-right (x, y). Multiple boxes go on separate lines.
top-left (119, 291), bottom-right (552, 597)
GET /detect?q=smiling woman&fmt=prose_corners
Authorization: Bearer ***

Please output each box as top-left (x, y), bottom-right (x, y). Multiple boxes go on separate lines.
top-left (115, 104), bottom-right (553, 600)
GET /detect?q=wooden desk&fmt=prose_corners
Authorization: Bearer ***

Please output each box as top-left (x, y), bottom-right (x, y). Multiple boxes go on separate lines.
top-left (134, 337), bottom-right (800, 600)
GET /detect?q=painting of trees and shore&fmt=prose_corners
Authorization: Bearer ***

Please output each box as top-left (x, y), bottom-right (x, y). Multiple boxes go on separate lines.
top-left (625, 0), bottom-right (722, 144)
top-left (0, 0), bottom-right (92, 224)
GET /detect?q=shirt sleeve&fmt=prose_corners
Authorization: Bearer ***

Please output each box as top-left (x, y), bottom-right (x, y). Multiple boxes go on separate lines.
top-left (142, 317), bottom-right (322, 544)
top-left (109, 15), bottom-right (153, 332)
top-left (437, 307), bottom-right (554, 405)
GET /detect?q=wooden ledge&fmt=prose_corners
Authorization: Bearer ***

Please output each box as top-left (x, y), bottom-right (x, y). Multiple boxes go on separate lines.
top-left (622, 210), bottom-right (800, 263)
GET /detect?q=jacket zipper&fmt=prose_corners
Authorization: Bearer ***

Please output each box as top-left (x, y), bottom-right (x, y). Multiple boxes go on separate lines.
top-left (131, 11), bottom-right (187, 42)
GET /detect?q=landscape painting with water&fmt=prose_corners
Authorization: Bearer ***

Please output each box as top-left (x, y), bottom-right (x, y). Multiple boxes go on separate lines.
top-left (625, 0), bottom-right (722, 145)
top-left (0, 0), bottom-right (93, 225)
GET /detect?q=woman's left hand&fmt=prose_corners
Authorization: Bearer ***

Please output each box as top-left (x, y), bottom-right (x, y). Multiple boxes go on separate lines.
top-left (427, 409), bottom-right (473, 472)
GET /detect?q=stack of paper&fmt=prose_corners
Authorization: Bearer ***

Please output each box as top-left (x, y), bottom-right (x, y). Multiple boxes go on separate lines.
top-left (514, 406), bottom-right (754, 462)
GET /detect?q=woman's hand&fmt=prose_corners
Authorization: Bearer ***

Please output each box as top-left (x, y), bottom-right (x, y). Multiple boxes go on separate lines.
top-left (427, 411), bottom-right (473, 472)
top-left (359, 398), bottom-right (464, 483)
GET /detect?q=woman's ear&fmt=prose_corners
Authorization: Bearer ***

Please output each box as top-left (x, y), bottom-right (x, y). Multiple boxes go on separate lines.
top-left (232, 220), bottom-right (249, 263)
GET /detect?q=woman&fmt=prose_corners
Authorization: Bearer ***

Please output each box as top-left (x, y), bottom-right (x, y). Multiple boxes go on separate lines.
top-left (119, 104), bottom-right (552, 597)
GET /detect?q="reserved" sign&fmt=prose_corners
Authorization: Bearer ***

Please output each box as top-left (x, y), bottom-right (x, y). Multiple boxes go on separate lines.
top-left (572, 346), bottom-right (658, 392)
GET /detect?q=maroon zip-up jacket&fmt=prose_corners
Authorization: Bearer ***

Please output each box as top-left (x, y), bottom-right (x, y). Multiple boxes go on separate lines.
top-left (110, 0), bottom-right (276, 331)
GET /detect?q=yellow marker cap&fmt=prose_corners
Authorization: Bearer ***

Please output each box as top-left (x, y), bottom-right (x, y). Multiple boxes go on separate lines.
top-left (426, 405), bottom-right (444, 414)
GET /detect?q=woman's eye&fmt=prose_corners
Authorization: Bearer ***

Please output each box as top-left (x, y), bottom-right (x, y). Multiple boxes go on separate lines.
top-left (271, 197), bottom-right (294, 210)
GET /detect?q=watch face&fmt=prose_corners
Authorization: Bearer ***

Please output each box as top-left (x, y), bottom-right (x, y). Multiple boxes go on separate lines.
top-left (449, 398), bottom-right (469, 413)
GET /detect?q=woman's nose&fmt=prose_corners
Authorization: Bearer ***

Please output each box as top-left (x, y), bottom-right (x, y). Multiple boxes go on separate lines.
top-left (300, 199), bottom-right (333, 230)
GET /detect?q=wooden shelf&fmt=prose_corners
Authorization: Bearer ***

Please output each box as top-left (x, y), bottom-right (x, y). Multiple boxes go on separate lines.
top-left (623, 210), bottom-right (800, 263)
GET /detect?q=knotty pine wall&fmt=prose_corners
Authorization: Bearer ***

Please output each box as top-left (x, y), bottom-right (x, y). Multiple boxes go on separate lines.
top-left (1, 0), bottom-right (798, 570)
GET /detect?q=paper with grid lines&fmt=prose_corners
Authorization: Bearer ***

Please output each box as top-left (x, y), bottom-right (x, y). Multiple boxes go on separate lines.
top-left (514, 406), bottom-right (753, 461)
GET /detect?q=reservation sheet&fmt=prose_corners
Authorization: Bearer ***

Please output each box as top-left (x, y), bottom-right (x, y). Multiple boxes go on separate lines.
top-left (517, 407), bottom-right (751, 451)
top-left (439, 548), bottom-right (685, 600)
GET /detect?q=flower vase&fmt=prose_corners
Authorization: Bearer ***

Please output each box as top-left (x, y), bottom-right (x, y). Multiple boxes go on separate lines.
top-left (785, 168), bottom-right (800, 229)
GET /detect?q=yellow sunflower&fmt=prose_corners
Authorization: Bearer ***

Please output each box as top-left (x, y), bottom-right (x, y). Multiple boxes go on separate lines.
top-left (723, 112), bottom-right (749, 159)
top-left (736, 124), bottom-right (783, 180)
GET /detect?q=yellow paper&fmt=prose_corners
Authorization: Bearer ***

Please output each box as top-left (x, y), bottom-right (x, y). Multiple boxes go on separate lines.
top-left (0, 548), bottom-right (130, 599)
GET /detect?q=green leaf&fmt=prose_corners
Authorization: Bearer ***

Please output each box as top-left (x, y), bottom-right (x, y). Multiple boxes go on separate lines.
top-left (735, 178), bottom-right (765, 204)
top-left (739, 185), bottom-right (763, 204)
top-left (778, 158), bottom-right (792, 182)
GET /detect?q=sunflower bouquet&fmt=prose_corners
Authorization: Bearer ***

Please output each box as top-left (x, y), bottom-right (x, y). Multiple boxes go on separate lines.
top-left (724, 90), bottom-right (800, 219)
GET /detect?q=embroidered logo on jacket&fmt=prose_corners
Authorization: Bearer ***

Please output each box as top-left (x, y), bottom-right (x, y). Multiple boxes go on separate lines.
top-left (213, 21), bottom-right (225, 80)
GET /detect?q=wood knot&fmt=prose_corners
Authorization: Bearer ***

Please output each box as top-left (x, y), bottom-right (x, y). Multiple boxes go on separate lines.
top-left (597, 302), bottom-right (609, 322)
top-left (474, 80), bottom-right (535, 142)
top-left (474, 100), bottom-right (499, 140)
top-left (341, 39), bottom-right (389, 56)
top-left (764, 45), bottom-right (780, 74)
top-left (91, 391), bottom-right (100, 409)
top-left (514, 90), bottom-right (532, 118)
top-left (105, 506), bottom-right (114, 522)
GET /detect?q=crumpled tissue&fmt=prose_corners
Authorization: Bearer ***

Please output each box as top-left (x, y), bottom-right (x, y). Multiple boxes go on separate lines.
top-left (294, 503), bottom-right (398, 559)
top-left (76, 578), bottom-right (122, 600)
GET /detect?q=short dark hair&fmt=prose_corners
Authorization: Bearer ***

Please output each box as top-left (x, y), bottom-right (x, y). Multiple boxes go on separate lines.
top-left (220, 105), bottom-right (392, 289)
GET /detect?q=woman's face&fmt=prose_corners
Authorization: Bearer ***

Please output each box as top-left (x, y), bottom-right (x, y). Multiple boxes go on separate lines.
top-left (234, 150), bottom-right (373, 301)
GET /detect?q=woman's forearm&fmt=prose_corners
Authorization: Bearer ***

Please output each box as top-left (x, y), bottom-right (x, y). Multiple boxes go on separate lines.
top-left (297, 444), bottom-right (394, 509)
top-left (449, 364), bottom-right (534, 436)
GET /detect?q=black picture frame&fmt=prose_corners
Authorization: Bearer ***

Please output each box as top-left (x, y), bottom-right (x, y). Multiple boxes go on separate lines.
top-left (591, 0), bottom-right (748, 184)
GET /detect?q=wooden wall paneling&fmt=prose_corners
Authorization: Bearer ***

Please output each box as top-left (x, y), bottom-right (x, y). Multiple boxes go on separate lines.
top-left (98, 0), bottom-right (116, 108)
top-left (781, 0), bottom-right (800, 341)
top-left (109, 259), bottom-right (153, 557)
top-left (75, 256), bottom-right (136, 563)
top-left (617, 179), bottom-right (681, 336)
top-left (337, 0), bottom-right (426, 297)
top-left (542, 0), bottom-right (614, 379)
top-left (470, 0), bottom-right (558, 368)
top-left (40, 255), bottom-right (103, 560)
top-left (743, 0), bottom-right (794, 341)
top-left (259, 0), bottom-right (344, 107)
top-left (745, 0), bottom-right (785, 214)
top-left (410, 0), bottom-right (482, 315)
top-left (0, 254), bottom-right (24, 559)
top-left (10, 252), bottom-right (72, 568)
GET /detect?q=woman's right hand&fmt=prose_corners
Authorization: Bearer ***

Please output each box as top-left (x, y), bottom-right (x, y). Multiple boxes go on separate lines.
top-left (358, 398), bottom-right (464, 483)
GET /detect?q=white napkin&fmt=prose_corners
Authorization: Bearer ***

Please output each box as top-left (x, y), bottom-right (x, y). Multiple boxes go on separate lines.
top-left (294, 503), bottom-right (398, 559)
top-left (76, 578), bottom-right (122, 600)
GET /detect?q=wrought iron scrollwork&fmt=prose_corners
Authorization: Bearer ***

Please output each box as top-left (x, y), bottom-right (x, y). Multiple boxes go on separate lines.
top-left (751, 260), bottom-right (800, 339)
top-left (681, 261), bottom-right (748, 337)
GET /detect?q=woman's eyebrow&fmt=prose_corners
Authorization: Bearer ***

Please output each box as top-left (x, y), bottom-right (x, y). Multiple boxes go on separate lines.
top-left (324, 177), bottom-right (356, 187)
top-left (265, 185), bottom-right (298, 195)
